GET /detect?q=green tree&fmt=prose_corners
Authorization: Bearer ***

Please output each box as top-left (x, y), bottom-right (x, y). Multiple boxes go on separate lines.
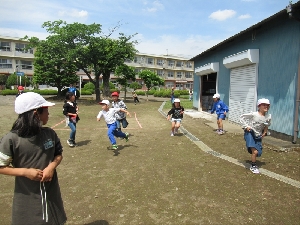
top-left (36, 20), bottom-right (137, 101)
top-left (114, 64), bottom-right (137, 100)
top-left (139, 70), bottom-right (164, 101)
top-left (0, 74), bottom-right (8, 86)
top-left (24, 34), bottom-right (79, 96)
top-left (6, 73), bottom-right (31, 89)
top-left (129, 82), bottom-right (142, 90)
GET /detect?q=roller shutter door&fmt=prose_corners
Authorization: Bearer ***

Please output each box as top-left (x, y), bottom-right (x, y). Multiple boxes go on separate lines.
top-left (229, 64), bottom-right (257, 124)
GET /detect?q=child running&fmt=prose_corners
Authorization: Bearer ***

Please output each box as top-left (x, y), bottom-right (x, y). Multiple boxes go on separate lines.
top-left (0, 92), bottom-right (67, 225)
top-left (167, 98), bottom-right (184, 136)
top-left (63, 92), bottom-right (79, 147)
top-left (132, 91), bottom-right (140, 105)
top-left (240, 98), bottom-right (271, 174)
top-left (97, 100), bottom-right (131, 150)
top-left (210, 93), bottom-right (229, 135)
top-left (111, 92), bottom-right (129, 131)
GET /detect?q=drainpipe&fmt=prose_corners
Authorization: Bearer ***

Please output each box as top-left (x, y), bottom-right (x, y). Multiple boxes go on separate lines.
top-left (293, 57), bottom-right (300, 144)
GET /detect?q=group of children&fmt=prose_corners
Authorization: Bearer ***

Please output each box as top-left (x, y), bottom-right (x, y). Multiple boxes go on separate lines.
top-left (0, 89), bottom-right (271, 223)
top-left (167, 92), bottom-right (271, 174)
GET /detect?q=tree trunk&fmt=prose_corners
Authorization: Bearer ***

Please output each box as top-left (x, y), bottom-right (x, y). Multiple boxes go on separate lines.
top-left (102, 72), bottom-right (111, 98)
top-left (95, 74), bottom-right (101, 102)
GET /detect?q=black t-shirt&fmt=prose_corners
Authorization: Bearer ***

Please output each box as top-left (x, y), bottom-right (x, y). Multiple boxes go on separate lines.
top-left (167, 106), bottom-right (184, 119)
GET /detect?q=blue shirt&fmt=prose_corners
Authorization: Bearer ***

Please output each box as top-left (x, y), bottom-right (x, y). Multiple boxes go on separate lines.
top-left (211, 100), bottom-right (229, 115)
top-left (69, 86), bottom-right (76, 94)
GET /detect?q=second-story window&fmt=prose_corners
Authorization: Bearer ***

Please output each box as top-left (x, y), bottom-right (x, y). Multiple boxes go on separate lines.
top-left (0, 41), bottom-right (11, 51)
top-left (147, 57), bottom-right (154, 65)
top-left (177, 72), bottom-right (182, 78)
top-left (15, 43), bottom-right (33, 54)
top-left (168, 60), bottom-right (174, 67)
top-left (157, 59), bottom-right (164, 66)
top-left (186, 61), bottom-right (193, 68)
top-left (0, 58), bottom-right (13, 68)
top-left (176, 61), bottom-right (183, 67)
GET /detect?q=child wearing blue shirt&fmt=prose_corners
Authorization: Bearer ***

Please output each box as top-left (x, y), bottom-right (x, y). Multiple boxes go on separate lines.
top-left (210, 93), bottom-right (229, 135)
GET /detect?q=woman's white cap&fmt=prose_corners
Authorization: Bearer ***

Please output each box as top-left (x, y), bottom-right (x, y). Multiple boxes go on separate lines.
top-left (15, 92), bottom-right (55, 114)
top-left (257, 98), bottom-right (270, 106)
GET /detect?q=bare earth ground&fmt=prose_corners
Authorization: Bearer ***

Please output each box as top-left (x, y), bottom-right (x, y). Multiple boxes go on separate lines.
top-left (0, 95), bottom-right (299, 225)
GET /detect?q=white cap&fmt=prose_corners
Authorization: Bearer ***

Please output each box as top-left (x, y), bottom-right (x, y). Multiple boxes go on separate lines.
top-left (15, 92), bottom-right (55, 114)
top-left (99, 100), bottom-right (110, 105)
top-left (213, 93), bottom-right (220, 98)
top-left (174, 98), bottom-right (180, 103)
top-left (257, 98), bottom-right (270, 106)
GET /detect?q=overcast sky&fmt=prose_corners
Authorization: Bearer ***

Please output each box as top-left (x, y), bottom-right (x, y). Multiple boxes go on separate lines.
top-left (0, 0), bottom-right (290, 58)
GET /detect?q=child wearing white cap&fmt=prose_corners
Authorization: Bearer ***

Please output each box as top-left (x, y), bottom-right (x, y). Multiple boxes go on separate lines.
top-left (210, 93), bottom-right (229, 135)
top-left (97, 100), bottom-right (131, 150)
top-left (0, 92), bottom-right (66, 224)
top-left (240, 98), bottom-right (271, 174)
top-left (167, 98), bottom-right (184, 136)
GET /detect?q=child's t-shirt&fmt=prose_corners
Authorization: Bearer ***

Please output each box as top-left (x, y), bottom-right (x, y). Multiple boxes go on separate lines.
top-left (167, 106), bottom-right (184, 119)
top-left (240, 111), bottom-right (271, 137)
top-left (97, 108), bottom-right (121, 124)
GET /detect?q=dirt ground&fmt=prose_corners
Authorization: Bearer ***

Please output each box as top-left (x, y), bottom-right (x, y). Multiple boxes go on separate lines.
top-left (0, 95), bottom-right (299, 225)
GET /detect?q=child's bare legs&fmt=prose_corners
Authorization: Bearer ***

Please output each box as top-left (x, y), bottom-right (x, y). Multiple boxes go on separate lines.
top-left (174, 121), bottom-right (181, 133)
top-left (217, 118), bottom-right (223, 130)
top-left (251, 147), bottom-right (258, 164)
top-left (171, 121), bottom-right (176, 134)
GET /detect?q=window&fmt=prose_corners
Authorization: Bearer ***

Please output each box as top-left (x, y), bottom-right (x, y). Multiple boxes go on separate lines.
top-left (17, 60), bottom-right (33, 70)
top-left (177, 72), bottom-right (182, 78)
top-left (176, 61), bottom-right (183, 67)
top-left (186, 61), bottom-right (193, 68)
top-left (157, 70), bottom-right (164, 76)
top-left (157, 59), bottom-right (164, 66)
top-left (0, 41), bottom-right (11, 51)
top-left (124, 58), bottom-right (132, 63)
top-left (15, 43), bottom-right (33, 54)
top-left (167, 71), bottom-right (174, 78)
top-left (168, 60), bottom-right (174, 67)
top-left (165, 82), bottom-right (173, 88)
top-left (0, 58), bottom-right (12, 68)
top-left (134, 57), bottom-right (138, 63)
top-left (185, 72), bottom-right (193, 78)
top-left (185, 82), bottom-right (193, 89)
top-left (147, 57), bottom-right (154, 65)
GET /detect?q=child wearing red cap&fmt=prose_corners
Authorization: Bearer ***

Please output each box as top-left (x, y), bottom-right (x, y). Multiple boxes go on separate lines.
top-left (240, 98), bottom-right (271, 174)
top-left (111, 91), bottom-right (129, 132)
top-left (16, 86), bottom-right (24, 98)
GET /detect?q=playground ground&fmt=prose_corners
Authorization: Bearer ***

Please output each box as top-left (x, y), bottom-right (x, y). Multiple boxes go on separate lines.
top-left (0, 95), bottom-right (299, 225)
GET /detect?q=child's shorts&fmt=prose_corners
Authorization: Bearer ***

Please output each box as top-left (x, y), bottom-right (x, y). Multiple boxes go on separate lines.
top-left (171, 118), bottom-right (182, 124)
top-left (217, 114), bottom-right (226, 120)
top-left (244, 130), bottom-right (262, 157)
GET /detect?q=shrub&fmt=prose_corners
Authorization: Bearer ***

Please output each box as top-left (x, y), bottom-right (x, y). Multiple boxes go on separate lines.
top-left (80, 90), bottom-right (92, 95)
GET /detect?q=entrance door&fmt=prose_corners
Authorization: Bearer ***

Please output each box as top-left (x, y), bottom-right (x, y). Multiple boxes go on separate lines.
top-left (229, 64), bottom-right (257, 123)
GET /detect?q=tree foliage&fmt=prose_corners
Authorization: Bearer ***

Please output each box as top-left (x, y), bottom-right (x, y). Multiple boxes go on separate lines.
top-left (139, 70), bottom-right (164, 100)
top-left (129, 82), bottom-right (142, 90)
top-left (29, 20), bottom-right (138, 101)
top-left (6, 74), bottom-right (31, 89)
top-left (114, 64), bottom-right (137, 100)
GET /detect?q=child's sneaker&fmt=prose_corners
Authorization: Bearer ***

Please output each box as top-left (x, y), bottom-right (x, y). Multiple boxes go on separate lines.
top-left (124, 132), bottom-right (129, 142)
top-left (112, 144), bottom-right (118, 150)
top-left (218, 130), bottom-right (225, 135)
top-left (67, 139), bottom-right (74, 147)
top-left (170, 132), bottom-right (174, 136)
top-left (250, 165), bottom-right (260, 174)
top-left (174, 127), bottom-right (179, 134)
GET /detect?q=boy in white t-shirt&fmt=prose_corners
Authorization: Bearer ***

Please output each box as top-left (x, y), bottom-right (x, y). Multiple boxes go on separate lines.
top-left (240, 98), bottom-right (271, 174)
top-left (97, 100), bottom-right (131, 150)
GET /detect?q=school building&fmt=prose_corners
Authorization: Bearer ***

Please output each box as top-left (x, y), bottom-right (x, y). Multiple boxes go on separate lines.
top-left (0, 36), bottom-right (194, 90)
top-left (191, 1), bottom-right (300, 142)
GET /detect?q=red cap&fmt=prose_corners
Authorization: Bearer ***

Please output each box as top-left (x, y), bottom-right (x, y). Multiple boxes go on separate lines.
top-left (111, 92), bottom-right (119, 97)
top-left (18, 86), bottom-right (24, 90)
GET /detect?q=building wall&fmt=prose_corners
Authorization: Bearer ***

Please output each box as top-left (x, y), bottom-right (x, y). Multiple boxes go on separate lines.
top-left (193, 12), bottom-right (300, 137)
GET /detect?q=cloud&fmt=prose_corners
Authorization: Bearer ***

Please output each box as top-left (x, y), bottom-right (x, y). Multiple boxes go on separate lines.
top-left (58, 9), bottom-right (88, 18)
top-left (0, 28), bottom-right (49, 40)
top-left (239, 14), bottom-right (251, 19)
top-left (144, 0), bottom-right (164, 13)
top-left (134, 34), bottom-right (222, 58)
top-left (209, 10), bottom-right (236, 21)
